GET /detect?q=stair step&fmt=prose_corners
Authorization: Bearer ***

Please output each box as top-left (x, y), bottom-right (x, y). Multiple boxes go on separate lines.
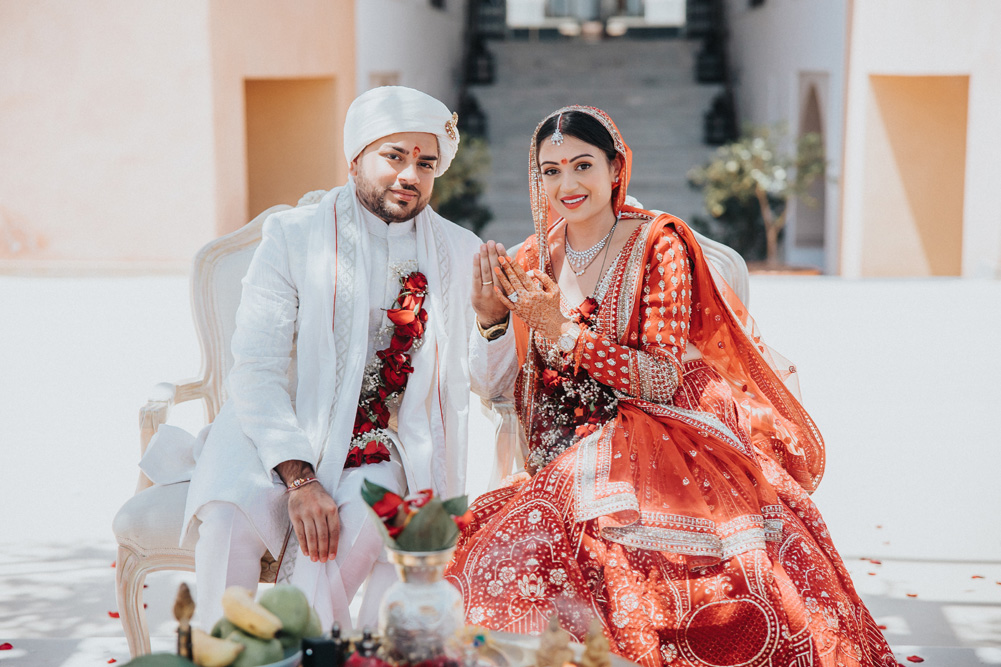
top-left (465, 36), bottom-right (718, 241)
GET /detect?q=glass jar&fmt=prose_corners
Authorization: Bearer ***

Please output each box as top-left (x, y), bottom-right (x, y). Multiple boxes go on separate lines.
top-left (378, 547), bottom-right (464, 666)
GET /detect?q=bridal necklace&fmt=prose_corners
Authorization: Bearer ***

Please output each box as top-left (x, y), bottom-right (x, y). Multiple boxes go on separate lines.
top-left (565, 215), bottom-right (619, 276)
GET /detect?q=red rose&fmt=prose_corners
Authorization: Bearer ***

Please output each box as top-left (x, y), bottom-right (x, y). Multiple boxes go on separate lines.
top-left (406, 488), bottom-right (433, 510)
top-left (371, 490), bottom-right (404, 518)
top-left (368, 399), bottom-right (390, 428)
top-left (378, 349), bottom-right (408, 371)
top-left (578, 297), bottom-right (599, 322)
top-left (542, 369), bottom-right (562, 388)
top-left (363, 439), bottom-right (392, 464)
top-left (382, 358), bottom-right (414, 388)
top-left (387, 308), bottom-right (417, 326)
top-left (419, 308), bottom-right (428, 323)
top-left (387, 524), bottom-right (405, 538)
top-left (395, 318), bottom-right (424, 338)
top-left (452, 509), bottom-right (474, 531)
top-left (575, 423), bottom-right (599, 437)
top-left (345, 446), bottom-right (365, 468)
top-left (399, 293), bottom-right (421, 311)
top-left (403, 272), bottom-right (428, 292)
top-left (388, 334), bottom-right (413, 352)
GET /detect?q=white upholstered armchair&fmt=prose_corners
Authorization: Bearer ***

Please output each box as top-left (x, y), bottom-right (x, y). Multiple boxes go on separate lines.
top-left (112, 203), bottom-right (293, 657)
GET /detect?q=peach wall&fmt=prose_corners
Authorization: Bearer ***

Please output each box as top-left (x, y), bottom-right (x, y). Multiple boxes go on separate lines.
top-left (208, 0), bottom-right (355, 236)
top-left (0, 0), bottom-right (215, 269)
top-left (860, 76), bottom-right (968, 276)
top-left (0, 0), bottom-right (355, 269)
top-left (841, 0), bottom-right (1001, 278)
top-left (245, 78), bottom-right (341, 219)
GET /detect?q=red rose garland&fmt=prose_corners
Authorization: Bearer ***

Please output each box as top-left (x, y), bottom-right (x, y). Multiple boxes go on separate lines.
top-left (345, 271), bottom-right (429, 468)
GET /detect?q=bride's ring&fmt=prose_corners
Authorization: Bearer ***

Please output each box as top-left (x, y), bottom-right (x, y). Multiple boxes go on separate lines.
top-left (508, 291), bottom-right (520, 303)
top-left (482, 280), bottom-right (493, 286)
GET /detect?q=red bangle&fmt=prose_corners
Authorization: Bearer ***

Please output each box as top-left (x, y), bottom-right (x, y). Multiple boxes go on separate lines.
top-left (285, 476), bottom-right (319, 492)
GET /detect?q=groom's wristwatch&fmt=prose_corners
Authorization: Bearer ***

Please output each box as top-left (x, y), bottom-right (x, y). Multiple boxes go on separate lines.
top-left (557, 322), bottom-right (581, 353)
top-left (476, 315), bottom-right (510, 341)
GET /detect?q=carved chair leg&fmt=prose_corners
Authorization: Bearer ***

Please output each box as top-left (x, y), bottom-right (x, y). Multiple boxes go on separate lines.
top-left (115, 544), bottom-right (152, 657)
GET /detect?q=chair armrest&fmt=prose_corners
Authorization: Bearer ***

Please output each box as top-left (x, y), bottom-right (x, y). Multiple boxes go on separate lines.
top-left (135, 380), bottom-right (210, 493)
top-left (479, 396), bottom-right (528, 490)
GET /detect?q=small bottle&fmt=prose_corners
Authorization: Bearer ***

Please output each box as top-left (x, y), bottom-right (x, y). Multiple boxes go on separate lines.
top-left (346, 629), bottom-right (388, 667)
top-left (303, 622), bottom-right (350, 667)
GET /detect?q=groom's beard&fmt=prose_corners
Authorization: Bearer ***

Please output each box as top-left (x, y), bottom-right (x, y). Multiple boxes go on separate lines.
top-left (355, 172), bottom-right (432, 224)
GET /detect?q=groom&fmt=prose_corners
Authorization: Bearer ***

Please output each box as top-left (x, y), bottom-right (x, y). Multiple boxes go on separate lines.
top-left (162, 87), bottom-right (516, 630)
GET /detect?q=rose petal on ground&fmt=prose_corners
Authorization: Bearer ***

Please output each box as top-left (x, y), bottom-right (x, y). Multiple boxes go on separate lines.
top-left (0, 643), bottom-right (13, 650)
top-left (869, 559), bottom-right (882, 565)
top-left (906, 593), bottom-right (918, 598)
top-left (108, 611), bottom-right (120, 618)
top-left (877, 624), bottom-right (887, 630)
top-left (906, 656), bottom-right (924, 663)
top-left (108, 660), bottom-right (117, 664)
top-left (110, 561), bottom-right (116, 568)
top-left (972, 575), bottom-right (985, 579)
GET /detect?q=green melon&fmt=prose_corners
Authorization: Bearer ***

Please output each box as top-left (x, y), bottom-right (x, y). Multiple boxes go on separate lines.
top-left (258, 585), bottom-right (310, 638)
top-left (226, 630), bottom-right (284, 667)
top-left (211, 617), bottom-right (239, 639)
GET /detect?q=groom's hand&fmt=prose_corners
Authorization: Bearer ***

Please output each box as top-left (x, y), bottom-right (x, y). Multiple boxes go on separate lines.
top-left (287, 484), bottom-right (340, 563)
top-left (275, 459), bottom-right (340, 563)
top-left (473, 240), bottom-right (513, 327)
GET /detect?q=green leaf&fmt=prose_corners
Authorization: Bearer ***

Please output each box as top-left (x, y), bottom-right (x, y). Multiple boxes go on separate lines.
top-left (364, 505), bottom-right (396, 545)
top-left (441, 495), bottom-right (469, 517)
top-left (393, 499), bottom-right (460, 551)
top-left (361, 478), bottom-right (394, 507)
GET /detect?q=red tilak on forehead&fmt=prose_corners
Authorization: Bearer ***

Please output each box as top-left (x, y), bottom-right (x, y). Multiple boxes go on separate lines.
top-left (561, 158), bottom-right (568, 165)
top-left (413, 146), bottom-right (421, 158)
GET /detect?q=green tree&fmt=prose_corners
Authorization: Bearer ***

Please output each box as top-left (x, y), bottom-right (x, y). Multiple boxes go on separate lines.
top-left (688, 125), bottom-right (825, 265)
top-left (431, 137), bottom-right (492, 235)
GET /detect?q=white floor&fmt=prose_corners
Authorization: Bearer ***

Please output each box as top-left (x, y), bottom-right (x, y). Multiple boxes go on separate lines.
top-left (1, 275), bottom-right (1000, 666)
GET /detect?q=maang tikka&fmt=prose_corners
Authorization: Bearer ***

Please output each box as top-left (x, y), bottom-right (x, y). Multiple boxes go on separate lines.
top-left (550, 112), bottom-right (564, 145)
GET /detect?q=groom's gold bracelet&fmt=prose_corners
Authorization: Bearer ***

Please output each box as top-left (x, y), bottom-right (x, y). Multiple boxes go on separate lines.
top-left (476, 315), bottom-right (510, 341)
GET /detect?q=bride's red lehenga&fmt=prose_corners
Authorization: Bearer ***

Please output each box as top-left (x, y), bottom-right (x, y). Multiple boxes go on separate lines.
top-left (445, 107), bottom-right (896, 667)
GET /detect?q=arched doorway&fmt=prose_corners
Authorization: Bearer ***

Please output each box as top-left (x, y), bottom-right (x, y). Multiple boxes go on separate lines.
top-left (797, 83), bottom-right (826, 249)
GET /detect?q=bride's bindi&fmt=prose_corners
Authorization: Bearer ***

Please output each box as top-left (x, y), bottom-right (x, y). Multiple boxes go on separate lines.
top-left (561, 158), bottom-right (568, 165)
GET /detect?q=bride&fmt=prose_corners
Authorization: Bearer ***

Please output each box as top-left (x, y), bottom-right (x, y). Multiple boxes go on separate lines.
top-left (448, 106), bottom-right (896, 667)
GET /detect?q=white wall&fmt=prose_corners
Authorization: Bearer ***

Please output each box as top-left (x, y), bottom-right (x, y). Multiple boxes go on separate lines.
top-left (355, 0), bottom-right (467, 109)
top-left (724, 0), bottom-right (848, 273)
top-left (840, 0), bottom-right (1001, 278)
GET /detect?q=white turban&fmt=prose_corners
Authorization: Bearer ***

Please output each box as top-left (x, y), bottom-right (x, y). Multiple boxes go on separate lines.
top-left (343, 86), bottom-right (460, 177)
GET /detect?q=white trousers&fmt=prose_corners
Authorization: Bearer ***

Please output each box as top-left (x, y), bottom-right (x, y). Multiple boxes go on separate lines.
top-left (193, 457), bottom-right (407, 633)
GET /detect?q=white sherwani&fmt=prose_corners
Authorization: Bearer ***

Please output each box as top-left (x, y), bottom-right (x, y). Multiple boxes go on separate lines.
top-left (144, 183), bottom-right (516, 626)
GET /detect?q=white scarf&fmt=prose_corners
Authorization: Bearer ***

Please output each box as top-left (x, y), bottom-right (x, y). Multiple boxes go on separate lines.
top-left (284, 184), bottom-right (473, 582)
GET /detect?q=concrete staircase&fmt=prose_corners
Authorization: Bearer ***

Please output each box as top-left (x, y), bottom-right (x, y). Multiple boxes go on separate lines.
top-left (469, 38), bottom-right (721, 247)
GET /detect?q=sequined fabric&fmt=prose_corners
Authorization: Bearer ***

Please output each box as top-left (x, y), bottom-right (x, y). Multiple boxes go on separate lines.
top-left (449, 105), bottom-right (894, 666)
top-left (445, 219), bottom-right (895, 667)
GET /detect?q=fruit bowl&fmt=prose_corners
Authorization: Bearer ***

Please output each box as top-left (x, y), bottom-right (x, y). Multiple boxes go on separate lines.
top-left (266, 649), bottom-right (302, 667)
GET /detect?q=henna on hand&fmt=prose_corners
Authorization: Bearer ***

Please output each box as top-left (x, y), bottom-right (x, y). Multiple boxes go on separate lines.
top-left (493, 256), bottom-right (568, 341)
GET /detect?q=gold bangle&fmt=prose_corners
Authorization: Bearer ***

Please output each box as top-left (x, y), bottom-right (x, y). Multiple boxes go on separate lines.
top-left (476, 315), bottom-right (510, 341)
top-left (285, 476), bottom-right (319, 493)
